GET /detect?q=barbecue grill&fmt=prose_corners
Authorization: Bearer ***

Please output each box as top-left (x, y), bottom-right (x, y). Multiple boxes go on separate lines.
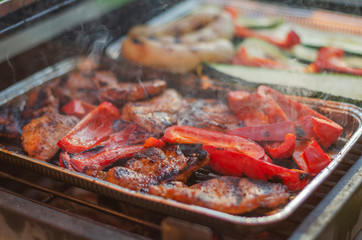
top-left (0, 1), bottom-right (361, 239)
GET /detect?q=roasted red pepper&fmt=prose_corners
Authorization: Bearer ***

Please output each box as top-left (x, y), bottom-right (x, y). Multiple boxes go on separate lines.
top-left (57, 102), bottom-right (121, 153)
top-left (63, 145), bottom-right (145, 172)
top-left (234, 26), bottom-right (300, 49)
top-left (144, 137), bottom-right (166, 148)
top-left (265, 133), bottom-right (296, 159)
top-left (203, 145), bottom-right (309, 191)
top-left (162, 125), bottom-right (265, 160)
top-left (60, 123), bottom-right (148, 172)
top-left (227, 90), bottom-right (269, 126)
top-left (61, 99), bottom-right (96, 118)
top-left (292, 140), bottom-right (310, 172)
top-left (232, 47), bottom-right (290, 69)
top-left (302, 138), bottom-right (331, 176)
top-left (227, 121), bottom-right (296, 142)
top-left (312, 47), bottom-right (362, 76)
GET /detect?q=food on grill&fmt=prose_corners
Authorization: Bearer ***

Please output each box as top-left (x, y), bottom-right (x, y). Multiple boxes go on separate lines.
top-left (203, 145), bottom-right (309, 191)
top-left (58, 102), bottom-right (121, 154)
top-left (121, 6), bottom-right (235, 73)
top-left (22, 113), bottom-right (78, 161)
top-left (104, 145), bottom-right (209, 192)
top-left (0, 105), bottom-right (26, 139)
top-left (149, 176), bottom-right (290, 214)
top-left (121, 89), bottom-right (187, 134)
top-left (0, 58), bottom-right (345, 215)
top-left (98, 79), bottom-right (167, 107)
top-left (126, 145), bottom-right (209, 183)
top-left (178, 99), bottom-right (239, 132)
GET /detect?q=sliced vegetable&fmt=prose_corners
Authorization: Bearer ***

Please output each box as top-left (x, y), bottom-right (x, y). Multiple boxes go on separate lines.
top-left (264, 133), bottom-right (296, 159)
top-left (311, 47), bottom-right (362, 76)
top-left (292, 140), bottom-right (310, 172)
top-left (227, 121), bottom-right (296, 142)
top-left (64, 145), bottom-right (145, 172)
top-left (203, 145), bottom-right (309, 191)
top-left (162, 125), bottom-right (265, 160)
top-left (144, 137), bottom-right (166, 148)
top-left (202, 63), bottom-right (362, 100)
top-left (233, 38), bottom-right (305, 70)
top-left (234, 25), bottom-right (300, 49)
top-left (57, 102), bottom-right (121, 154)
top-left (311, 117), bottom-right (343, 148)
top-left (61, 99), bottom-right (96, 118)
top-left (302, 138), bottom-right (331, 176)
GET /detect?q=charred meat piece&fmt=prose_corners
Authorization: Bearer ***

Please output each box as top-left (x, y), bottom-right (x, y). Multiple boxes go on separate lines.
top-left (98, 79), bottom-right (167, 107)
top-left (149, 176), bottom-right (290, 215)
top-left (178, 99), bottom-right (240, 132)
top-left (52, 72), bottom-right (100, 106)
top-left (104, 166), bottom-right (158, 192)
top-left (121, 89), bottom-right (186, 134)
top-left (0, 105), bottom-right (27, 139)
top-left (126, 145), bottom-right (209, 183)
top-left (22, 113), bottom-right (78, 161)
top-left (22, 85), bottom-right (60, 119)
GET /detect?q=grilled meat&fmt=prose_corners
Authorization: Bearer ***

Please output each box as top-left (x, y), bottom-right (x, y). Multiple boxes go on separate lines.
top-left (104, 167), bottom-right (158, 192)
top-left (178, 99), bottom-right (240, 132)
top-left (22, 85), bottom-right (60, 119)
top-left (121, 89), bottom-right (187, 134)
top-left (0, 105), bottom-right (27, 139)
top-left (149, 176), bottom-right (290, 214)
top-left (126, 145), bottom-right (209, 183)
top-left (98, 79), bottom-right (167, 107)
top-left (22, 113), bottom-right (78, 161)
top-left (104, 145), bottom-right (209, 192)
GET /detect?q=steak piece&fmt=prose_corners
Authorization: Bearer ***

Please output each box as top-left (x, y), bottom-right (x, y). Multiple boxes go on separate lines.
top-left (149, 176), bottom-right (290, 214)
top-left (178, 99), bottom-right (240, 132)
top-left (104, 145), bottom-right (209, 192)
top-left (22, 113), bottom-right (78, 161)
top-left (98, 79), bottom-right (167, 107)
top-left (126, 145), bottom-right (209, 183)
top-left (0, 105), bottom-right (26, 139)
top-left (121, 89), bottom-right (186, 134)
top-left (104, 167), bottom-right (158, 192)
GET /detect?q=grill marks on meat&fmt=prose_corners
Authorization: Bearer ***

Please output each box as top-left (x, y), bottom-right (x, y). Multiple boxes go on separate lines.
top-left (22, 113), bottom-right (78, 161)
top-left (149, 176), bottom-right (290, 214)
top-left (104, 145), bottom-right (209, 192)
top-left (178, 99), bottom-right (240, 132)
top-left (0, 105), bottom-right (26, 139)
top-left (121, 89), bottom-right (187, 134)
top-left (126, 145), bottom-right (209, 183)
top-left (98, 79), bottom-right (167, 107)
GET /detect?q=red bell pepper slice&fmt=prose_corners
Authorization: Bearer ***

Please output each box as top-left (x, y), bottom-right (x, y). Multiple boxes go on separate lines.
top-left (144, 137), bottom-right (166, 148)
top-left (57, 101), bottom-right (121, 154)
top-left (227, 121), bottom-right (296, 142)
top-left (232, 47), bottom-right (290, 69)
top-left (227, 90), bottom-right (269, 126)
top-left (234, 25), bottom-right (300, 49)
top-left (61, 99), bottom-right (96, 118)
top-left (312, 117), bottom-right (343, 148)
top-left (292, 140), bottom-right (310, 172)
top-left (162, 125), bottom-right (265, 160)
top-left (203, 145), bottom-right (309, 191)
top-left (297, 116), bottom-right (343, 148)
top-left (264, 133), bottom-right (296, 159)
top-left (64, 145), bottom-right (145, 172)
top-left (302, 138), bottom-right (331, 176)
top-left (313, 47), bottom-right (362, 76)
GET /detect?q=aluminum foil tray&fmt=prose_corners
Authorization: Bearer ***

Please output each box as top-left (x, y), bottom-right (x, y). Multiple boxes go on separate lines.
top-left (0, 56), bottom-right (361, 234)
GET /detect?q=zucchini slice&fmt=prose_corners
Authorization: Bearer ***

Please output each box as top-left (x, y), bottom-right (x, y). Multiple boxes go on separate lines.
top-left (202, 63), bottom-right (362, 101)
top-left (235, 16), bottom-right (283, 29)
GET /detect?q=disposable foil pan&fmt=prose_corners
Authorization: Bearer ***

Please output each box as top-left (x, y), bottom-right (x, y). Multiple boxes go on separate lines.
top-left (0, 56), bottom-right (361, 234)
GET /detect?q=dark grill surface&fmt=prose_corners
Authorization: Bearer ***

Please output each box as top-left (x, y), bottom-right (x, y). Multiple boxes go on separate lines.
top-left (0, 138), bottom-right (360, 240)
